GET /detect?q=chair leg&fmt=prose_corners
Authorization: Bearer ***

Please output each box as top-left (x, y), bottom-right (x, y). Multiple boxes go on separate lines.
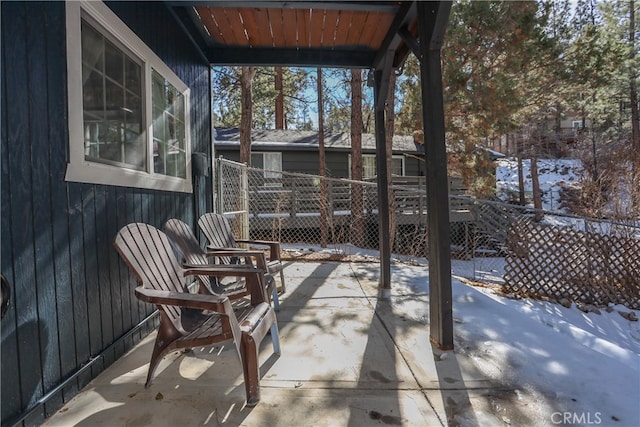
top-left (270, 322), bottom-right (281, 356)
top-left (146, 337), bottom-right (172, 387)
top-left (145, 313), bottom-right (181, 387)
top-left (241, 334), bottom-right (261, 407)
top-left (278, 269), bottom-right (286, 294)
top-left (272, 286), bottom-right (280, 312)
top-left (266, 274), bottom-right (280, 312)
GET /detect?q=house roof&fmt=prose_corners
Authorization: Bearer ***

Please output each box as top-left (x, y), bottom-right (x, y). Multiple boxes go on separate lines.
top-left (213, 127), bottom-right (420, 153)
top-left (168, 1), bottom-right (434, 68)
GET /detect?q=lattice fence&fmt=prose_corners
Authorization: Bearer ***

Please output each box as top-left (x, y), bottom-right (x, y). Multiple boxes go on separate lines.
top-left (504, 219), bottom-right (640, 309)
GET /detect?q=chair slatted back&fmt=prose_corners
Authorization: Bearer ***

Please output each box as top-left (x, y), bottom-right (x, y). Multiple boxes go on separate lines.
top-left (163, 219), bottom-right (216, 292)
top-left (114, 223), bottom-right (186, 331)
top-left (198, 213), bottom-right (237, 264)
top-left (164, 219), bottom-right (207, 265)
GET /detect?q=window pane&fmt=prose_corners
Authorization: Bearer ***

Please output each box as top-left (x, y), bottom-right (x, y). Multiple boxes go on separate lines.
top-left (104, 39), bottom-right (123, 84)
top-left (251, 153), bottom-right (264, 168)
top-left (82, 65), bottom-right (104, 114)
top-left (363, 155), bottom-right (376, 179)
top-left (81, 19), bottom-right (145, 171)
top-left (152, 69), bottom-right (186, 178)
top-left (125, 93), bottom-right (142, 134)
top-left (81, 22), bottom-right (103, 71)
top-left (104, 79), bottom-right (124, 113)
top-left (263, 153), bottom-right (282, 172)
top-left (125, 58), bottom-right (141, 96)
top-left (124, 134), bottom-right (147, 170)
top-left (392, 158), bottom-right (403, 176)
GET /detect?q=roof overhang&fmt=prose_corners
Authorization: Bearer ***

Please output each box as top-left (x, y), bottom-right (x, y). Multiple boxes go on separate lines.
top-left (167, 1), bottom-right (425, 68)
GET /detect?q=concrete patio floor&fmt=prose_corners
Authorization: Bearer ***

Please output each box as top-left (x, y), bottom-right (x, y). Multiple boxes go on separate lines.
top-left (42, 261), bottom-right (538, 426)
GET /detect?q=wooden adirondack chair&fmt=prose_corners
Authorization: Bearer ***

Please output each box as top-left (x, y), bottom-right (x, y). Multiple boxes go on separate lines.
top-left (198, 213), bottom-right (286, 293)
top-left (114, 223), bottom-right (280, 406)
top-left (163, 218), bottom-right (280, 311)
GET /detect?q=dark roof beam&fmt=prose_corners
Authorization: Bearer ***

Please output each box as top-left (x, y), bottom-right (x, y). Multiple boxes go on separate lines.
top-left (398, 26), bottom-right (421, 61)
top-left (168, 5), bottom-right (211, 63)
top-left (206, 46), bottom-right (375, 67)
top-left (420, 1), bottom-right (451, 50)
top-left (374, 51), bottom-right (394, 111)
top-left (167, 2), bottom-right (400, 13)
top-left (372, 1), bottom-right (416, 69)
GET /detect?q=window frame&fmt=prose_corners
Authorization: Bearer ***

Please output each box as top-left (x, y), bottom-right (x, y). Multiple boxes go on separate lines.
top-left (349, 154), bottom-right (405, 179)
top-left (65, 0), bottom-right (193, 192)
top-left (251, 151), bottom-right (283, 187)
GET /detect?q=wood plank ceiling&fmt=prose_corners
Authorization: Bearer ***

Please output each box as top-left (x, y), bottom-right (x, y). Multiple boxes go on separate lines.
top-left (170, 1), bottom-right (419, 68)
top-left (195, 7), bottom-right (394, 49)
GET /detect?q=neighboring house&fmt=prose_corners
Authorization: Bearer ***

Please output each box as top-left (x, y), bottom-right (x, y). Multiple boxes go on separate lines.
top-left (491, 112), bottom-right (592, 158)
top-left (213, 127), bottom-right (426, 179)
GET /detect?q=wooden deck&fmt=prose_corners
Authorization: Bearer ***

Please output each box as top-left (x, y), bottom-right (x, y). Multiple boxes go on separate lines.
top-left (246, 176), bottom-right (473, 231)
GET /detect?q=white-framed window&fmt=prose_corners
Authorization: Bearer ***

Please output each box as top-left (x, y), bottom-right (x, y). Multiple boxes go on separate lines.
top-left (350, 154), bottom-right (404, 179)
top-left (251, 152), bottom-right (282, 186)
top-left (65, 1), bottom-right (192, 192)
top-left (572, 120), bottom-right (583, 129)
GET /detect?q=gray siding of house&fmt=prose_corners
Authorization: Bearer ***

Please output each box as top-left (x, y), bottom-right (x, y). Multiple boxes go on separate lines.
top-left (404, 156), bottom-right (425, 176)
top-left (215, 147), bottom-right (424, 179)
top-left (0, 2), bottom-right (213, 425)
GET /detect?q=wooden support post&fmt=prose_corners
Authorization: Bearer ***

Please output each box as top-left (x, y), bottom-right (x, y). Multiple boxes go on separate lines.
top-left (373, 54), bottom-right (394, 299)
top-left (417, 1), bottom-right (453, 350)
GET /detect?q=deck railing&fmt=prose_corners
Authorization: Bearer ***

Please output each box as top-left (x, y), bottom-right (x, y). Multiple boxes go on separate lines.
top-left (215, 157), bottom-right (474, 252)
top-left (215, 158), bottom-right (640, 309)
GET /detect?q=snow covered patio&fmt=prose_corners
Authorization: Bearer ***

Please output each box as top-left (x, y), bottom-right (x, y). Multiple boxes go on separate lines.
top-left (42, 260), bottom-right (639, 426)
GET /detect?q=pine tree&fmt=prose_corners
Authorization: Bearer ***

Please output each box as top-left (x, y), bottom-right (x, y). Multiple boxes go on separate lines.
top-left (213, 66), bottom-right (313, 130)
top-left (317, 68), bottom-right (329, 247)
top-left (350, 69), bottom-right (365, 247)
top-left (239, 66), bottom-right (257, 165)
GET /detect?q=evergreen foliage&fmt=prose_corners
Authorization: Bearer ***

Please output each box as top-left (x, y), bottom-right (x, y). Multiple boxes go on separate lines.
top-left (213, 66), bottom-right (314, 130)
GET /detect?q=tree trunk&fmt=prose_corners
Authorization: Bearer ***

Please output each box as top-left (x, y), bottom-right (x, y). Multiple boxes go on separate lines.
top-left (517, 155), bottom-right (526, 205)
top-left (629, 1), bottom-right (640, 153)
top-left (350, 69), bottom-right (365, 247)
top-left (240, 66), bottom-right (257, 165)
top-left (531, 151), bottom-right (543, 221)
top-left (631, 1), bottom-right (640, 210)
top-left (275, 67), bottom-right (285, 130)
top-left (385, 72), bottom-right (397, 252)
top-left (317, 68), bottom-right (329, 247)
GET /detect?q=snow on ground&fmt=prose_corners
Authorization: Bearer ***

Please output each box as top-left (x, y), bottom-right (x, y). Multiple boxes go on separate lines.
top-left (389, 261), bottom-right (640, 426)
top-left (496, 158), bottom-right (583, 212)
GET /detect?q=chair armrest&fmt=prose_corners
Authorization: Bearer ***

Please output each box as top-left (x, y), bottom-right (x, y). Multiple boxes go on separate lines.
top-left (204, 248), bottom-right (267, 257)
top-left (236, 239), bottom-right (279, 247)
top-left (204, 248), bottom-right (268, 270)
top-left (183, 265), bottom-right (264, 277)
top-left (184, 265), bottom-right (268, 304)
top-left (235, 239), bottom-right (281, 260)
top-left (134, 287), bottom-right (229, 314)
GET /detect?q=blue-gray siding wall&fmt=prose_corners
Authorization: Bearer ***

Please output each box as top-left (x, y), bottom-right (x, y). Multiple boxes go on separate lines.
top-left (0, 2), bottom-right (213, 425)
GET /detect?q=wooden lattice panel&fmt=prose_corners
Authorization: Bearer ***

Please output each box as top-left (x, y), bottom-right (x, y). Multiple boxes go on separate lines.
top-left (505, 219), bottom-right (640, 309)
